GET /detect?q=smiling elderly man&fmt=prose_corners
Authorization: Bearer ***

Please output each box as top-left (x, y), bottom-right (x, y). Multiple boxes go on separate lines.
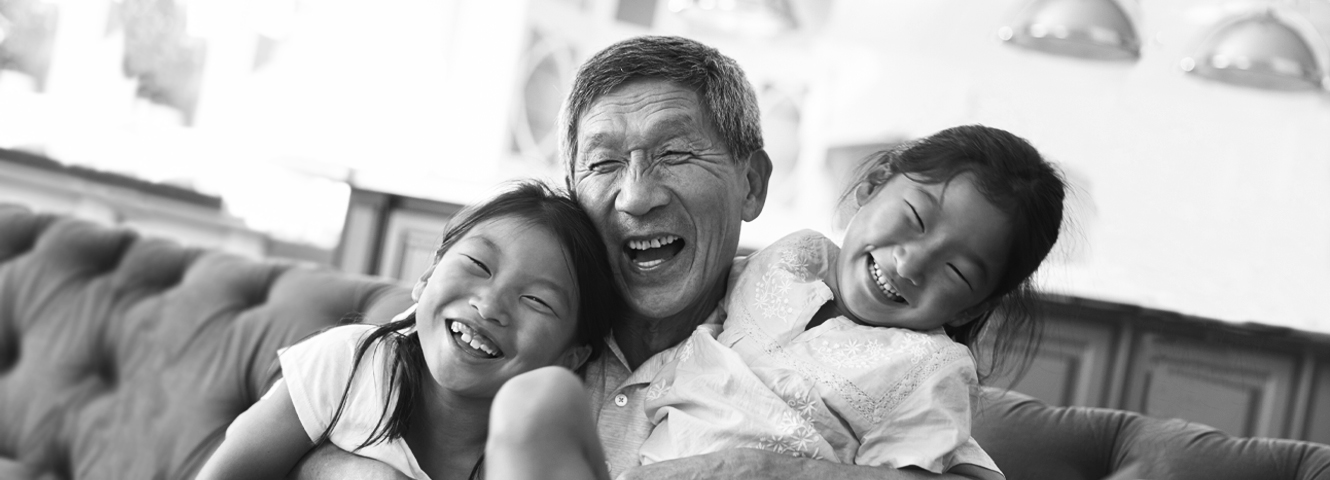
top-left (290, 36), bottom-right (999, 480)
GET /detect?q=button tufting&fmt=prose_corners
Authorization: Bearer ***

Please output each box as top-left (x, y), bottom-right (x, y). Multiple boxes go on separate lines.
top-left (0, 328), bottom-right (17, 374)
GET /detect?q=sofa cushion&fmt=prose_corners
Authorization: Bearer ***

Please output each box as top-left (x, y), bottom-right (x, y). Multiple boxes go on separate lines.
top-left (0, 205), bottom-right (413, 480)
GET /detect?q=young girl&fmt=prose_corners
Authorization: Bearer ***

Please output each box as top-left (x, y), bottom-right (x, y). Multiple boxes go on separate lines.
top-left (491, 124), bottom-right (1065, 479)
top-left (636, 123), bottom-right (1065, 475)
top-left (196, 181), bottom-right (623, 480)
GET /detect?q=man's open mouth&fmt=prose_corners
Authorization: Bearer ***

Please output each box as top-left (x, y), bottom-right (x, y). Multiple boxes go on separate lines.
top-left (867, 256), bottom-right (908, 305)
top-left (448, 320), bottom-right (503, 358)
top-left (624, 235), bottom-right (685, 268)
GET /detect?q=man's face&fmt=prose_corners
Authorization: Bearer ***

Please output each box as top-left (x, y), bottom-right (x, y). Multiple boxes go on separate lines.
top-left (572, 79), bottom-right (767, 320)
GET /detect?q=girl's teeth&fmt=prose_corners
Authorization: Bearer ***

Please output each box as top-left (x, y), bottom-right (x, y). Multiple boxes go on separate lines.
top-left (868, 258), bottom-right (906, 303)
top-left (451, 321), bottom-right (501, 357)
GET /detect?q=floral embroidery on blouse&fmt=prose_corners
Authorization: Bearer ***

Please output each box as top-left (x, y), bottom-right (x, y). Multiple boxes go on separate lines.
top-left (756, 410), bottom-right (823, 459)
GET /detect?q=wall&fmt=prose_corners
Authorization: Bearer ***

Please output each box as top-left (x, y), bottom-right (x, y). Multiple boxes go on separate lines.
top-left (730, 0), bottom-right (1330, 334)
top-left (2, 0), bottom-right (1328, 334)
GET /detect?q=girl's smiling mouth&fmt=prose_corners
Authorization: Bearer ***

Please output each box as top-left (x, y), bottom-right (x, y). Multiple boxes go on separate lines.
top-left (448, 320), bottom-right (504, 358)
top-left (867, 255), bottom-right (908, 305)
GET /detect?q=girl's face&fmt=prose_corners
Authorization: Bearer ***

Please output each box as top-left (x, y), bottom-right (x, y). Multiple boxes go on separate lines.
top-left (412, 217), bottom-right (589, 399)
top-left (832, 171), bottom-right (1013, 331)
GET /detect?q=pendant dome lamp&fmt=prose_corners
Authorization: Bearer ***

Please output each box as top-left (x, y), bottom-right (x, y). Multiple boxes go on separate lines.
top-left (998, 0), bottom-right (1142, 61)
top-left (1180, 7), bottom-right (1328, 92)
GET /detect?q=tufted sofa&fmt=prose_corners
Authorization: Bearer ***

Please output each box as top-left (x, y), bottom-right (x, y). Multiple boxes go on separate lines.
top-left (2, 204), bottom-right (1330, 480)
top-left (0, 205), bottom-right (411, 479)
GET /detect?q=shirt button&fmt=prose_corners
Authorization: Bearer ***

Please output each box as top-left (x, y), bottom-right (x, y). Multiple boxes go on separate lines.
top-left (614, 394), bottom-right (628, 407)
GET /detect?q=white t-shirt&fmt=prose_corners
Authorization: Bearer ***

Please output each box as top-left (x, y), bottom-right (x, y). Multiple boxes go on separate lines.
top-left (276, 324), bottom-right (432, 479)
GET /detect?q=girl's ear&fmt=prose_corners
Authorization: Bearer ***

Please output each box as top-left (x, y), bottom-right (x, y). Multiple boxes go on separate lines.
top-left (854, 181), bottom-right (877, 207)
top-left (854, 166), bottom-right (892, 207)
top-left (558, 344), bottom-right (593, 371)
top-left (412, 264), bottom-right (437, 302)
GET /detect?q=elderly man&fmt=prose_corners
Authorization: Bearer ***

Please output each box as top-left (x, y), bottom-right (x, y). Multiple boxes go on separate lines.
top-left (294, 36), bottom-right (999, 480)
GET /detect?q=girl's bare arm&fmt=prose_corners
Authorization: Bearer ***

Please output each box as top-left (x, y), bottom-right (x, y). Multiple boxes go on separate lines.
top-left (196, 381), bottom-right (315, 480)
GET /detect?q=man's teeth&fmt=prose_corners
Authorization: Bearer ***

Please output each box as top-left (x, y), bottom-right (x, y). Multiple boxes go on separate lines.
top-left (868, 258), bottom-right (907, 304)
top-left (448, 321), bottom-right (501, 357)
top-left (628, 235), bottom-right (680, 251)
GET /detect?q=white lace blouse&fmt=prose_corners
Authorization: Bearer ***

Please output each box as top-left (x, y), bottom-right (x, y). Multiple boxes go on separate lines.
top-left (638, 230), bottom-right (1000, 475)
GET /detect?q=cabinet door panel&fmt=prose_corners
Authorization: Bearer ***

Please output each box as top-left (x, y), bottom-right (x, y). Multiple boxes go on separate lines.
top-left (986, 316), bottom-right (1115, 407)
top-left (1125, 334), bottom-right (1296, 437)
top-left (379, 210), bottom-right (450, 283)
top-left (1308, 360), bottom-right (1330, 443)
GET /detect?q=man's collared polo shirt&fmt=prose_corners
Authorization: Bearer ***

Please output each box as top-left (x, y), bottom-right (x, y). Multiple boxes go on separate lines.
top-left (582, 309), bottom-right (724, 479)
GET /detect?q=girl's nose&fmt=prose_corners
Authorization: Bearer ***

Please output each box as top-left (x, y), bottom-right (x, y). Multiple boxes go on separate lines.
top-left (894, 245), bottom-right (927, 286)
top-left (615, 156), bottom-right (669, 216)
top-left (470, 293), bottom-right (510, 326)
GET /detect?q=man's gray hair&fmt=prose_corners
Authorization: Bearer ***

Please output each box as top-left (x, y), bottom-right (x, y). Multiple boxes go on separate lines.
top-left (560, 35), bottom-right (764, 185)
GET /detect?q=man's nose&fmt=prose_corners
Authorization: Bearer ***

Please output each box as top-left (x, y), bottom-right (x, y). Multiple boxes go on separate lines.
top-left (615, 157), bottom-right (669, 216)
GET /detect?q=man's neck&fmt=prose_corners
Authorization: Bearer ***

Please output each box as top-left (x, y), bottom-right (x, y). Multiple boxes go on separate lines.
top-left (613, 281), bottom-right (728, 370)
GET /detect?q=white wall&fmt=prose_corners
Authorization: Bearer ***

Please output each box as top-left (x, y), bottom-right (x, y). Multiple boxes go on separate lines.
top-left (2, 0), bottom-right (1327, 334)
top-left (735, 0), bottom-right (1330, 333)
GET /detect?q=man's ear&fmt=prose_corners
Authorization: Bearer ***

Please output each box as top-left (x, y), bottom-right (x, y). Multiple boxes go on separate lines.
top-left (741, 149), bottom-right (774, 222)
top-left (559, 344), bottom-right (593, 371)
top-left (411, 264), bottom-right (437, 302)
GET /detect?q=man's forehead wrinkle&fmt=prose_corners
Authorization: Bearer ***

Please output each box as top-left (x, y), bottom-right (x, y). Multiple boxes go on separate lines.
top-left (579, 108), bottom-right (711, 147)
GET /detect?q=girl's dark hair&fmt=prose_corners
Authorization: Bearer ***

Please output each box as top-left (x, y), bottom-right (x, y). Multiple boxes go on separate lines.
top-left (312, 180), bottom-right (622, 450)
top-left (840, 125), bottom-right (1066, 384)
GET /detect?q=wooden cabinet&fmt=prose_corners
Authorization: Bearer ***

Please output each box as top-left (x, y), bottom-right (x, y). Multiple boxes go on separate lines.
top-left (999, 296), bottom-right (1330, 441)
top-left (336, 188), bottom-right (461, 284)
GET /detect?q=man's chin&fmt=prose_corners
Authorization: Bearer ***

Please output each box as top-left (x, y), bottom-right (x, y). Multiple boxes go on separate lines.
top-left (620, 283), bottom-right (697, 321)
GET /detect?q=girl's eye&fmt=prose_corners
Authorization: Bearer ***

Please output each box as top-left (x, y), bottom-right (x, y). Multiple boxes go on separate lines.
top-left (461, 254), bottom-right (491, 276)
top-left (522, 295), bottom-right (557, 316)
top-left (948, 264), bottom-right (974, 291)
top-left (906, 201), bottom-right (925, 231)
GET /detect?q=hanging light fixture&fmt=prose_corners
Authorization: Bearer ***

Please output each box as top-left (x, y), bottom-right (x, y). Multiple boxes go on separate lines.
top-left (998, 0), bottom-right (1141, 61)
top-left (1180, 8), bottom-right (1328, 92)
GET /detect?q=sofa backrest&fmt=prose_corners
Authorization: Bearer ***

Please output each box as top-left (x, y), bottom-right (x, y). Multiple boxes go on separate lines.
top-left (0, 206), bottom-right (412, 480)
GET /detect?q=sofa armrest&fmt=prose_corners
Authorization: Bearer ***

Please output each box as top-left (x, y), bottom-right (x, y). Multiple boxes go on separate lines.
top-left (973, 386), bottom-right (1330, 480)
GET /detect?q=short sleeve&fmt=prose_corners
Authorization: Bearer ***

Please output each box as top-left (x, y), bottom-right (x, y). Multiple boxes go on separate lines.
top-left (855, 348), bottom-right (979, 473)
top-left (278, 324), bottom-right (385, 444)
